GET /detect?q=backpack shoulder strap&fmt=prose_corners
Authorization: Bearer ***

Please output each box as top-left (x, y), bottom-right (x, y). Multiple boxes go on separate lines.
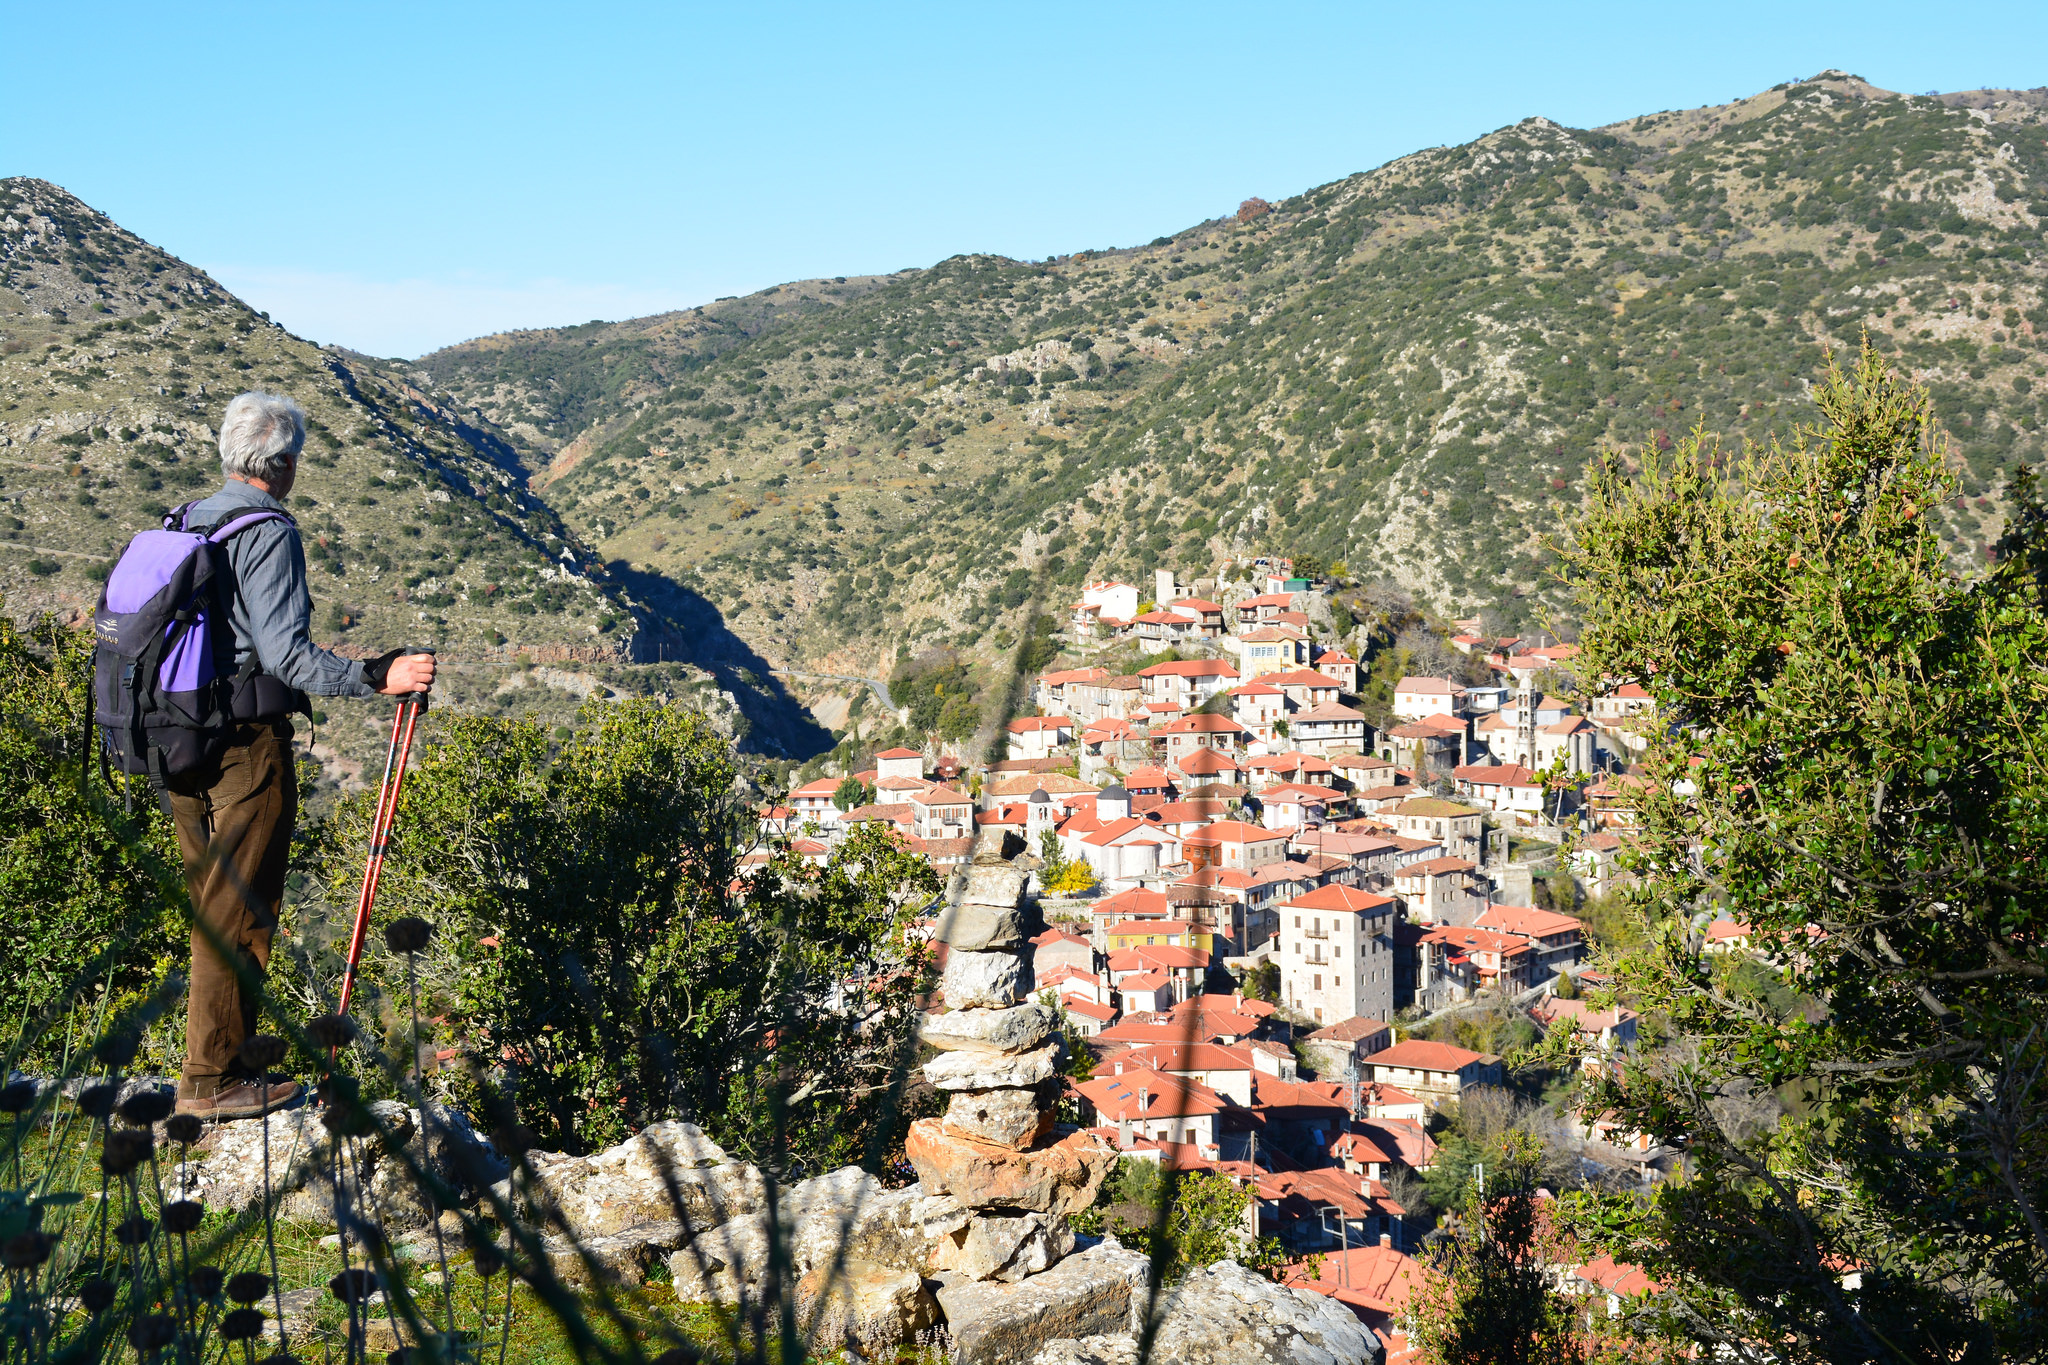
top-left (191, 507), bottom-right (297, 543)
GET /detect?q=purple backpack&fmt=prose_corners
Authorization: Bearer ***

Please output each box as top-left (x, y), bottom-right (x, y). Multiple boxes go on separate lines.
top-left (92, 500), bottom-right (295, 782)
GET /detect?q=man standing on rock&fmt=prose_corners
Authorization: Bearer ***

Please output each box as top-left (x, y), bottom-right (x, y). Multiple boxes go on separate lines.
top-left (169, 391), bottom-right (435, 1120)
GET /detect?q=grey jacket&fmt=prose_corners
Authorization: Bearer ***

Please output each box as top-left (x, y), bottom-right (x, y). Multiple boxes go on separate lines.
top-left (184, 481), bottom-right (373, 699)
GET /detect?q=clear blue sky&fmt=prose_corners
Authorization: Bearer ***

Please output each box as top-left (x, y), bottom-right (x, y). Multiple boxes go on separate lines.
top-left (7, 2), bottom-right (2043, 358)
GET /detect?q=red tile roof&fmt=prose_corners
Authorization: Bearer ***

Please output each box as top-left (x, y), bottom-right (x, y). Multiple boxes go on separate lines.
top-left (1155, 712), bottom-right (1249, 735)
top-left (1175, 749), bottom-right (1240, 776)
top-left (1366, 1039), bottom-right (1501, 1072)
top-left (1073, 1069), bottom-right (1228, 1119)
top-left (1474, 903), bottom-right (1583, 939)
top-left (1283, 882), bottom-right (1395, 915)
top-left (1138, 659), bottom-right (1240, 677)
top-left (1091, 886), bottom-right (1170, 919)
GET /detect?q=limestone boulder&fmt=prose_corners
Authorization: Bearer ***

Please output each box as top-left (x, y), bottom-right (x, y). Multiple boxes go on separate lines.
top-left (542, 1221), bottom-right (689, 1287)
top-left (921, 1005), bottom-right (1059, 1056)
top-left (1139, 1260), bottom-right (1380, 1365)
top-left (170, 1100), bottom-right (502, 1233)
top-left (905, 1121), bottom-right (1115, 1215)
top-left (797, 1258), bottom-right (940, 1360)
top-left (943, 1088), bottom-right (1054, 1149)
top-left (504, 1122), bottom-right (765, 1240)
top-left (667, 1181), bottom-right (971, 1301)
top-left (837, 1186), bottom-right (973, 1274)
top-left (936, 1241), bottom-right (1151, 1365)
top-left (1028, 1339), bottom-right (1138, 1365)
top-left (922, 1041), bottom-right (1063, 1092)
top-left (942, 950), bottom-right (1031, 1010)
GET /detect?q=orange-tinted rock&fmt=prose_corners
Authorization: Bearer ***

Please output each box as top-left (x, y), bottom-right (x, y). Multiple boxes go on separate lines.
top-left (905, 1120), bottom-right (1115, 1215)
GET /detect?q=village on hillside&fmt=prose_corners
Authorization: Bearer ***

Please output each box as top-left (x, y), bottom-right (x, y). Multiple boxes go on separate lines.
top-left (751, 558), bottom-right (1728, 1342)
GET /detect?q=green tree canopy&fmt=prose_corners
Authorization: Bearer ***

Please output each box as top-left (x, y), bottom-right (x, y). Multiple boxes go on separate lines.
top-left (313, 701), bottom-right (941, 1163)
top-left (1556, 346), bottom-right (2048, 1360)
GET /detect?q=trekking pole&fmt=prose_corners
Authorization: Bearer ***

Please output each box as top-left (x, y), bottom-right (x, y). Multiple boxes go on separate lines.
top-left (336, 653), bottom-right (433, 1026)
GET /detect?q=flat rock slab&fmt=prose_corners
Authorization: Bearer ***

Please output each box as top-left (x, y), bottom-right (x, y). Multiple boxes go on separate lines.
top-left (906, 1121), bottom-right (1114, 1215)
top-left (923, 1041), bottom-right (1063, 1092)
top-left (937, 1242), bottom-right (1150, 1365)
top-left (921, 1005), bottom-right (1058, 1056)
top-left (938, 897), bottom-right (1028, 953)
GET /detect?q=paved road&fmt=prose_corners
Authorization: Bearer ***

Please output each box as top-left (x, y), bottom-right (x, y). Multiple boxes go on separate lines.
top-left (772, 667), bottom-right (896, 717)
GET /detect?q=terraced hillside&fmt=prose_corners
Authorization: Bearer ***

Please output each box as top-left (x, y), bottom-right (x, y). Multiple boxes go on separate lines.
top-left (417, 72), bottom-right (2048, 671)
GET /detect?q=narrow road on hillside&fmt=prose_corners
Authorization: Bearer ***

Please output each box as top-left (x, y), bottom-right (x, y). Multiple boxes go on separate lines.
top-left (772, 667), bottom-right (896, 717)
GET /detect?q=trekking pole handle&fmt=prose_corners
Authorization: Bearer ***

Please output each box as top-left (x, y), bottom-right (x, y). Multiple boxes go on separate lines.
top-left (399, 646), bottom-right (435, 712)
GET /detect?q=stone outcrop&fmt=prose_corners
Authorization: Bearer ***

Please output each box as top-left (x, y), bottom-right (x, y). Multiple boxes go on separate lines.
top-left (504, 1120), bottom-right (765, 1240)
top-left (170, 1100), bottom-right (505, 1233)
top-left (1140, 1260), bottom-right (1380, 1365)
top-left (797, 1259), bottom-right (940, 1358)
top-left (937, 1240), bottom-right (1152, 1365)
top-left (1020, 1260), bottom-right (1382, 1365)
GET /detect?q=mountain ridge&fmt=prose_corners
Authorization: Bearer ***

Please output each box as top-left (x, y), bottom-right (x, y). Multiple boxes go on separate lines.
top-left (8, 70), bottom-right (2047, 766)
top-left (408, 70), bottom-right (2047, 694)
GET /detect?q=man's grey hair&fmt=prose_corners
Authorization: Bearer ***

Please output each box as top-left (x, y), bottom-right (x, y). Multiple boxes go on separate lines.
top-left (218, 391), bottom-right (305, 482)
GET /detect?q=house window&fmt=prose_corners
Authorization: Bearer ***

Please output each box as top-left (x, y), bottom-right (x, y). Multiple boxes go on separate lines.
top-left (1313, 974), bottom-right (1322, 990)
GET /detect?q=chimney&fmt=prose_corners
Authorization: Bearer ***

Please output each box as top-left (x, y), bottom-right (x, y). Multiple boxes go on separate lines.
top-left (1379, 1233), bottom-right (1392, 1248)
top-left (1117, 1112), bottom-right (1131, 1148)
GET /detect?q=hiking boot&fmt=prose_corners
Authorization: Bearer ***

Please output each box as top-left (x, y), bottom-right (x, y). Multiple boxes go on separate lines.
top-left (175, 1080), bottom-right (300, 1122)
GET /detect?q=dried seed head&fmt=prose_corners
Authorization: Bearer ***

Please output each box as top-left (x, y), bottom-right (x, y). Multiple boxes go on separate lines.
top-left (239, 1034), bottom-right (288, 1071)
top-left (186, 1265), bottom-right (225, 1300)
top-left (328, 1267), bottom-right (379, 1303)
top-left (306, 1015), bottom-right (356, 1049)
top-left (114, 1214), bottom-right (156, 1246)
top-left (78, 1083), bottom-right (120, 1120)
top-left (0, 1080), bottom-right (36, 1114)
top-left (161, 1200), bottom-right (205, 1234)
top-left (384, 917), bottom-right (434, 954)
top-left (166, 1114), bottom-right (203, 1145)
top-left (227, 1271), bottom-right (271, 1304)
top-left (118, 1090), bottom-right (175, 1127)
top-left (79, 1276), bottom-right (117, 1313)
top-left (220, 1307), bottom-right (267, 1341)
top-left (469, 1238), bottom-right (503, 1277)
top-left (127, 1314), bottom-right (177, 1351)
top-left (0, 1231), bottom-right (55, 1269)
top-left (101, 1128), bottom-right (154, 1176)
top-left (95, 1032), bottom-right (140, 1069)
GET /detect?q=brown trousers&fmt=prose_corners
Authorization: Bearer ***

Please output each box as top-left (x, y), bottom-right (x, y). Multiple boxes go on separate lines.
top-left (168, 721), bottom-right (295, 1099)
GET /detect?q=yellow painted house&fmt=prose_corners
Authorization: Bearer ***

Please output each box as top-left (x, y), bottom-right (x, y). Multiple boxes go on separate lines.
top-left (1103, 918), bottom-right (1216, 953)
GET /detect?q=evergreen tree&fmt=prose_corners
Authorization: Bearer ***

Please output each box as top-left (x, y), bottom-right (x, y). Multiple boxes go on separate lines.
top-left (1556, 345), bottom-right (2048, 1360)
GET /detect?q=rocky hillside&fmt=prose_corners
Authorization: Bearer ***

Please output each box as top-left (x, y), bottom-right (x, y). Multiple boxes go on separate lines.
top-left (0, 178), bottom-right (828, 774)
top-left (416, 72), bottom-right (2048, 668)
